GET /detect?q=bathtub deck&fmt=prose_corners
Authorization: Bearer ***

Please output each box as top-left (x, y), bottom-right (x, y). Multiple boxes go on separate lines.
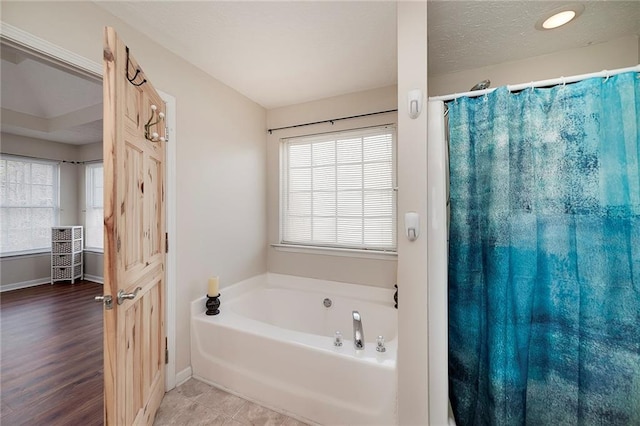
top-left (154, 378), bottom-right (309, 426)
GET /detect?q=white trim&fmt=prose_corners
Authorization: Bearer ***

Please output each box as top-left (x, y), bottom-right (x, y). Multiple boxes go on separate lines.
top-left (426, 100), bottom-right (450, 425)
top-left (0, 278), bottom-right (50, 292)
top-left (84, 274), bottom-right (104, 284)
top-left (83, 248), bottom-right (104, 254)
top-left (0, 251), bottom-right (50, 260)
top-left (0, 22), bottom-right (102, 78)
top-left (158, 88), bottom-right (178, 391)
top-left (175, 367), bottom-right (193, 387)
top-left (0, 23), bottom-right (178, 392)
top-left (429, 65), bottom-right (640, 102)
top-left (271, 243), bottom-right (397, 260)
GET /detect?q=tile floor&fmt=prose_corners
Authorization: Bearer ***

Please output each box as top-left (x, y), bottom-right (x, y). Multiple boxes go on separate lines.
top-left (154, 378), bottom-right (310, 426)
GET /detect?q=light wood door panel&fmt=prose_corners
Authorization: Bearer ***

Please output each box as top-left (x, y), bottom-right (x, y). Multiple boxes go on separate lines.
top-left (103, 27), bottom-right (166, 426)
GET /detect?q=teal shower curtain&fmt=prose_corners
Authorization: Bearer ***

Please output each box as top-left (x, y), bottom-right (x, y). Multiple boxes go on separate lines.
top-left (447, 71), bottom-right (640, 426)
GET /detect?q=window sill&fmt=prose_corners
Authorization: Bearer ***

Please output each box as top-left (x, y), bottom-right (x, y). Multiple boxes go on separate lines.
top-left (271, 243), bottom-right (397, 260)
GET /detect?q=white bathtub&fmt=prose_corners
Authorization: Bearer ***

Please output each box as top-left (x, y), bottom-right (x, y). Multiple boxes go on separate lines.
top-left (191, 273), bottom-right (398, 425)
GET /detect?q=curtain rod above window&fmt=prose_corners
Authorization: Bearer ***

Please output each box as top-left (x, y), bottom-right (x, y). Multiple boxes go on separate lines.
top-left (267, 109), bottom-right (398, 134)
top-left (429, 65), bottom-right (640, 103)
top-left (0, 153), bottom-right (102, 164)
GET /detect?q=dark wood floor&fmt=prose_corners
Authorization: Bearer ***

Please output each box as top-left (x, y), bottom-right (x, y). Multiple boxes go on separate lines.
top-left (1, 280), bottom-right (104, 426)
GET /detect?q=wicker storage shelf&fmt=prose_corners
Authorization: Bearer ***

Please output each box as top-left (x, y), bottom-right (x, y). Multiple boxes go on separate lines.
top-left (52, 265), bottom-right (83, 280)
top-left (51, 226), bottom-right (83, 284)
top-left (52, 253), bottom-right (82, 267)
top-left (53, 240), bottom-right (82, 254)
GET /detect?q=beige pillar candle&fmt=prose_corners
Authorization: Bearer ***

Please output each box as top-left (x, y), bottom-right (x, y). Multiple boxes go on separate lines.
top-left (208, 276), bottom-right (219, 296)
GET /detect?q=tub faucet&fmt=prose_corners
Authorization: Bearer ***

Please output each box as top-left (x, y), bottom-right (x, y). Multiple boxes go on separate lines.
top-left (352, 310), bottom-right (364, 350)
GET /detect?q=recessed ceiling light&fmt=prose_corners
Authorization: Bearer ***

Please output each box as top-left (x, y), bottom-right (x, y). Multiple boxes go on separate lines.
top-left (543, 10), bottom-right (576, 29)
top-left (535, 4), bottom-right (585, 31)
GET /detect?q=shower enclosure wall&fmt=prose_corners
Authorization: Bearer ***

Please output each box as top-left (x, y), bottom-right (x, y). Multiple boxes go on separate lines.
top-left (427, 100), bottom-right (451, 425)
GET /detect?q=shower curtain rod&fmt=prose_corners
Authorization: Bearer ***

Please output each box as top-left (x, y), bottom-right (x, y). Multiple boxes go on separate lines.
top-left (267, 109), bottom-right (398, 134)
top-left (429, 64), bottom-right (640, 103)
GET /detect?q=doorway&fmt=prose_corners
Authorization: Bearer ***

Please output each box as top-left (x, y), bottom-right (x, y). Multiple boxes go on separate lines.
top-left (0, 23), bottom-right (177, 422)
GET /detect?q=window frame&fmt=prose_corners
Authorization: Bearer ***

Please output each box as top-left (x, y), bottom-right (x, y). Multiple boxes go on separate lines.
top-left (0, 154), bottom-right (60, 257)
top-left (279, 124), bottom-right (397, 254)
top-left (84, 162), bottom-right (104, 252)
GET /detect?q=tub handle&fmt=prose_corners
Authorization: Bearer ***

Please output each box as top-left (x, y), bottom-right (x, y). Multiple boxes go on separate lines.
top-left (334, 331), bottom-right (343, 347)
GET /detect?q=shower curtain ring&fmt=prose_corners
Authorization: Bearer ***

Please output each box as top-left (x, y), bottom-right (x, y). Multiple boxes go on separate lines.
top-left (604, 70), bottom-right (610, 82)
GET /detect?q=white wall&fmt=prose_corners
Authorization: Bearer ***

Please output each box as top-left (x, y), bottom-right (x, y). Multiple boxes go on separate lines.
top-left (1, 1), bottom-right (267, 374)
top-left (429, 35), bottom-right (639, 96)
top-left (397, 3), bottom-right (430, 425)
top-left (78, 141), bottom-right (103, 162)
top-left (266, 86), bottom-right (397, 288)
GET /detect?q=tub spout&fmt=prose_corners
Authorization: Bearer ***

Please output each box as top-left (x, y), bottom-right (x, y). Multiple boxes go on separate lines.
top-left (352, 310), bottom-right (364, 349)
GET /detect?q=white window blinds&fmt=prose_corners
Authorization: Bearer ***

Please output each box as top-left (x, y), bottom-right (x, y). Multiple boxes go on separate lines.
top-left (281, 125), bottom-right (397, 251)
top-left (85, 163), bottom-right (103, 250)
top-left (0, 155), bottom-right (59, 255)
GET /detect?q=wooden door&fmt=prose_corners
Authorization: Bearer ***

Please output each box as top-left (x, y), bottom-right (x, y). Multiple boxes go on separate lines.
top-left (102, 27), bottom-right (166, 425)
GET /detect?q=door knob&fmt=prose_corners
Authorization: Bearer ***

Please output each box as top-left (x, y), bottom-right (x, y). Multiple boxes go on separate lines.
top-left (117, 287), bottom-right (142, 305)
top-left (95, 294), bottom-right (113, 310)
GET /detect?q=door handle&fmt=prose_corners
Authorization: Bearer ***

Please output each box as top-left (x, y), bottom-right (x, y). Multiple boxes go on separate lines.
top-left (117, 287), bottom-right (142, 305)
top-left (95, 294), bottom-right (113, 310)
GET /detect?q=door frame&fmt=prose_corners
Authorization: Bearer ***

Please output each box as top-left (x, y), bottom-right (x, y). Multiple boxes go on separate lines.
top-left (0, 22), bottom-right (178, 390)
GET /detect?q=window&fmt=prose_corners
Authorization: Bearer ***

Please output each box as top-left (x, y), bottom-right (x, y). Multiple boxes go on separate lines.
top-left (281, 125), bottom-right (397, 251)
top-left (0, 155), bottom-right (59, 255)
top-left (85, 163), bottom-right (104, 250)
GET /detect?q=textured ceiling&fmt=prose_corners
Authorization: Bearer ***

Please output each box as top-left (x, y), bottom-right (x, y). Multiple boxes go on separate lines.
top-left (97, 0), bottom-right (639, 109)
top-left (427, 1), bottom-right (640, 75)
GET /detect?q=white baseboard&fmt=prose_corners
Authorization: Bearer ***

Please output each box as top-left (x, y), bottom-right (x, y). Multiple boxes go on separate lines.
top-left (1, 275), bottom-right (104, 292)
top-left (0, 278), bottom-right (50, 292)
top-left (176, 366), bottom-right (192, 387)
top-left (84, 274), bottom-right (104, 284)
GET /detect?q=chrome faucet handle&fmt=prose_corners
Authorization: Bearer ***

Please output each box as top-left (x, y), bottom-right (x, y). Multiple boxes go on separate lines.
top-left (334, 331), bottom-right (343, 347)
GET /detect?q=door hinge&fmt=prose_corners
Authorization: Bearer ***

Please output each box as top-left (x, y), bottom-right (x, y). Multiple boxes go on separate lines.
top-left (165, 232), bottom-right (169, 253)
top-left (165, 337), bottom-right (169, 364)
top-left (165, 125), bottom-right (169, 142)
